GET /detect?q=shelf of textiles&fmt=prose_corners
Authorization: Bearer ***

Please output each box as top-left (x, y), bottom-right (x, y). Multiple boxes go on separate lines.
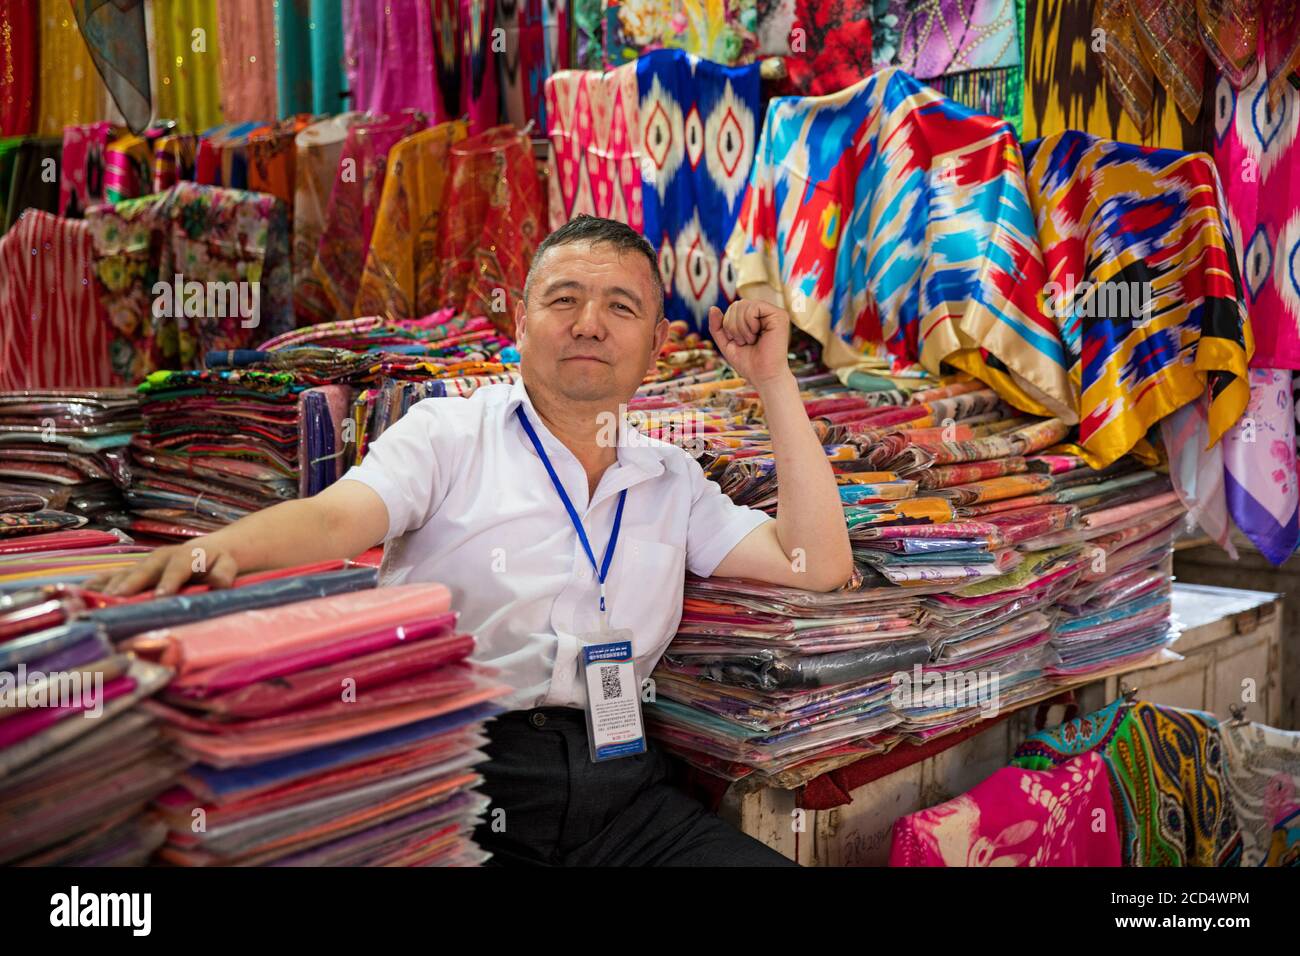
top-left (617, 361), bottom-right (1188, 792)
top-left (0, 546), bottom-right (510, 867)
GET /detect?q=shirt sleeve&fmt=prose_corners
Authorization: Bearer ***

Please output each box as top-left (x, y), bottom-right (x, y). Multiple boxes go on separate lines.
top-left (683, 452), bottom-right (774, 578)
top-left (337, 398), bottom-right (463, 542)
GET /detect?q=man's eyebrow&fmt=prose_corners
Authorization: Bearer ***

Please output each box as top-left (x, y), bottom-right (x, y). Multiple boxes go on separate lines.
top-left (540, 278), bottom-right (646, 312)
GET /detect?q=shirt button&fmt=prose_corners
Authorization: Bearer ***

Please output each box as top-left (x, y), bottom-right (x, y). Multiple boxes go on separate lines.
top-left (530, 711), bottom-right (547, 729)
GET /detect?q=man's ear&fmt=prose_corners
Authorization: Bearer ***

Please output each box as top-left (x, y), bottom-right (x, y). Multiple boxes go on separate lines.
top-left (647, 317), bottom-right (670, 374)
top-left (514, 298), bottom-right (527, 343)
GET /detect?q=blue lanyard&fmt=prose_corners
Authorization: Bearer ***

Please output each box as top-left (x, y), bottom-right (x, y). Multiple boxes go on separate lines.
top-left (515, 406), bottom-right (626, 614)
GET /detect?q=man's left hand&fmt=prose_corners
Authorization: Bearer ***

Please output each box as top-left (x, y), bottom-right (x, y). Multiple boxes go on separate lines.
top-left (708, 300), bottom-right (792, 388)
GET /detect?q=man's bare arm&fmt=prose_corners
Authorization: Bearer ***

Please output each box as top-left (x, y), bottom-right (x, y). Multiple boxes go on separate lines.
top-left (96, 478), bottom-right (390, 596)
top-left (706, 302), bottom-right (855, 592)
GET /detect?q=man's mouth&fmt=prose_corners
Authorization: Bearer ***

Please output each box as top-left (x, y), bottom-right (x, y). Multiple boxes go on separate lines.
top-left (563, 355), bottom-right (609, 364)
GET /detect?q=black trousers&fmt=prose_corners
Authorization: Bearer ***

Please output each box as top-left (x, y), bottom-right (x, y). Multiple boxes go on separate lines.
top-left (471, 708), bottom-right (797, 867)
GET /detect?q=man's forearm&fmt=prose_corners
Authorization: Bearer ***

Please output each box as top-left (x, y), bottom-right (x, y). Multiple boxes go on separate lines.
top-left (756, 372), bottom-right (855, 589)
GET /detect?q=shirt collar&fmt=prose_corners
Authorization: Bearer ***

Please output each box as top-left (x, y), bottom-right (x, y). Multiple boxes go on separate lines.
top-left (506, 377), bottom-right (667, 479)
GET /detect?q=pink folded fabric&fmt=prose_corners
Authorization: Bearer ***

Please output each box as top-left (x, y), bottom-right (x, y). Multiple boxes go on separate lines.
top-left (164, 613), bottom-right (458, 697)
top-left (174, 632), bottom-right (475, 717)
top-left (125, 583), bottom-right (451, 677)
top-left (1080, 492), bottom-right (1183, 529)
top-left (0, 675), bottom-right (136, 748)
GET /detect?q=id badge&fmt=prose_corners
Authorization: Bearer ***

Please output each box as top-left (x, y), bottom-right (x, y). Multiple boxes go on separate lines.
top-left (579, 631), bottom-right (647, 762)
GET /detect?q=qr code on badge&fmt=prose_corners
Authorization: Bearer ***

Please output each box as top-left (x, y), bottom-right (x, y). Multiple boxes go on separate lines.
top-left (600, 664), bottom-right (622, 701)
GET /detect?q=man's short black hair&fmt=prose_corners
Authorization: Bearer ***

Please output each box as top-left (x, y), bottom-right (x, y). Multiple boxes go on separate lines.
top-left (525, 215), bottom-right (665, 320)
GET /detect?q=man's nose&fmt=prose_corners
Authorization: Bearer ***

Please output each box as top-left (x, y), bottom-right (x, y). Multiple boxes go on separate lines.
top-left (571, 302), bottom-right (605, 337)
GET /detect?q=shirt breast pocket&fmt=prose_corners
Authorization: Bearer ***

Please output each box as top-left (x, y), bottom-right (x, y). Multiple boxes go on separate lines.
top-left (611, 537), bottom-right (687, 654)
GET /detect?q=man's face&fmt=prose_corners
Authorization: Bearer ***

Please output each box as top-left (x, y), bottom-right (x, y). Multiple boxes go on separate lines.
top-left (516, 240), bottom-right (669, 405)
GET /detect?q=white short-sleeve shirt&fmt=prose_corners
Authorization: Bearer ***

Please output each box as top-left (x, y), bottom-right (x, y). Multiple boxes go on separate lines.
top-left (339, 377), bottom-right (772, 710)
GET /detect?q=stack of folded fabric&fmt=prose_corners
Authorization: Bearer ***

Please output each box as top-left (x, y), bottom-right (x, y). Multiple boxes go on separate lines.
top-left (0, 529), bottom-right (151, 593)
top-left (637, 369), bottom-right (1184, 788)
top-left (125, 583), bottom-right (509, 866)
top-left (0, 584), bottom-right (177, 865)
top-left (0, 389), bottom-right (141, 536)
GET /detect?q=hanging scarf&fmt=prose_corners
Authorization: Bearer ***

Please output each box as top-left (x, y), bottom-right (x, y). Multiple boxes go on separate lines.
top-left (70, 0), bottom-right (151, 133)
top-left (1222, 368), bottom-right (1299, 564)
top-left (1212, 69), bottom-right (1300, 370)
top-left (293, 113), bottom-right (366, 326)
top-left (1263, 0), bottom-right (1300, 108)
top-left (725, 67), bottom-right (1075, 423)
top-left (1128, 0), bottom-right (1206, 126)
top-left (216, 0), bottom-right (278, 123)
top-left (1023, 0), bottom-right (1203, 148)
top-left (775, 0), bottom-right (874, 99)
top-left (347, 0), bottom-right (443, 123)
top-left (37, 0), bottom-right (115, 135)
top-left (1160, 396), bottom-right (1236, 556)
top-left (1021, 131), bottom-right (1252, 469)
top-left (276, 0), bottom-right (347, 117)
top-left (356, 120), bottom-right (470, 320)
top-left (152, 0), bottom-right (225, 132)
top-left (545, 62), bottom-right (644, 232)
top-left (1198, 0), bottom-right (1260, 89)
top-left (636, 49), bottom-right (759, 333)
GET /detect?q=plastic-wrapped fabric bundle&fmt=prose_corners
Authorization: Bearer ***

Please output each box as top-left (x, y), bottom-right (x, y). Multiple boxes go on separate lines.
top-left (661, 636), bottom-right (931, 691)
top-left (87, 567), bottom-right (378, 641)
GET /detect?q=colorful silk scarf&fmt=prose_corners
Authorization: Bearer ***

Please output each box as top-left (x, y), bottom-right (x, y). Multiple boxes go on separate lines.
top-left (1222, 368), bottom-right (1299, 564)
top-left (1021, 132), bottom-right (1252, 468)
top-left (1221, 721), bottom-right (1300, 866)
top-left (545, 62), bottom-right (644, 232)
top-left (636, 49), bottom-right (759, 332)
top-left (601, 0), bottom-right (759, 66)
top-left (151, 0), bottom-right (224, 132)
top-left (276, 0), bottom-right (347, 117)
top-left (70, 0), bottom-right (151, 134)
top-left (59, 122), bottom-right (114, 218)
top-left (889, 752), bottom-right (1120, 866)
top-left (725, 67), bottom-right (1075, 424)
top-left (498, 0), bottom-right (568, 131)
top-left (1262, 0), bottom-right (1300, 108)
top-left (357, 121), bottom-right (469, 320)
top-left (1022, 0), bottom-right (1204, 148)
top-left (1199, 0), bottom-right (1260, 89)
top-left (1014, 700), bottom-right (1244, 866)
top-left (1128, 0), bottom-right (1206, 126)
top-left (1212, 70), bottom-right (1300, 370)
top-left (0, 0), bottom-right (36, 136)
top-left (773, 0), bottom-right (874, 98)
top-left (438, 125), bottom-right (546, 336)
top-left (889, 0), bottom-right (1023, 131)
top-left (313, 112), bottom-right (426, 319)
top-left (215, 0), bottom-right (278, 122)
top-left (0, 210), bottom-right (117, 389)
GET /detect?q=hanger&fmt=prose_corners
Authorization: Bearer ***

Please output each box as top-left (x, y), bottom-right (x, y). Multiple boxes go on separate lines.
top-left (1118, 682), bottom-right (1139, 706)
top-left (1228, 703), bottom-right (1251, 727)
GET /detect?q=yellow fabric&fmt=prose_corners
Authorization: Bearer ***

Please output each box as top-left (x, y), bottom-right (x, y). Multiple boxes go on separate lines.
top-left (36, 0), bottom-right (114, 134)
top-left (151, 0), bottom-right (224, 131)
top-left (355, 121), bottom-right (469, 320)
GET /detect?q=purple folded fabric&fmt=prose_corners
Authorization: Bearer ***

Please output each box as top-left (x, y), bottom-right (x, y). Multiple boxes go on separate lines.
top-left (22, 634), bottom-right (113, 673)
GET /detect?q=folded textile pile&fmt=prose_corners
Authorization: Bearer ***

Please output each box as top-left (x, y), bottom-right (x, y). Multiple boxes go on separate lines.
top-left (127, 584), bottom-right (509, 866)
top-left (0, 584), bottom-right (176, 864)
top-left (0, 389), bottom-right (141, 537)
top-left (0, 529), bottom-right (150, 593)
top-left (639, 369), bottom-right (1184, 788)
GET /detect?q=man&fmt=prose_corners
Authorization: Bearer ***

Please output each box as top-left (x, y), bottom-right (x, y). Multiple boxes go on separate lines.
top-left (101, 215), bottom-right (854, 866)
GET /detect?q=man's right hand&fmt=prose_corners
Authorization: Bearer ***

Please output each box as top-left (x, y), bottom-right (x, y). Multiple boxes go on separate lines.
top-left (92, 535), bottom-right (241, 597)
top-left (86, 478), bottom-right (390, 598)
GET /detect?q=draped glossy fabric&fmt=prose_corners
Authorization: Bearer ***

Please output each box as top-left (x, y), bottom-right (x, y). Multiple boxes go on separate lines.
top-left (37, 0), bottom-right (116, 135)
top-left (725, 67), bottom-right (1075, 423)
